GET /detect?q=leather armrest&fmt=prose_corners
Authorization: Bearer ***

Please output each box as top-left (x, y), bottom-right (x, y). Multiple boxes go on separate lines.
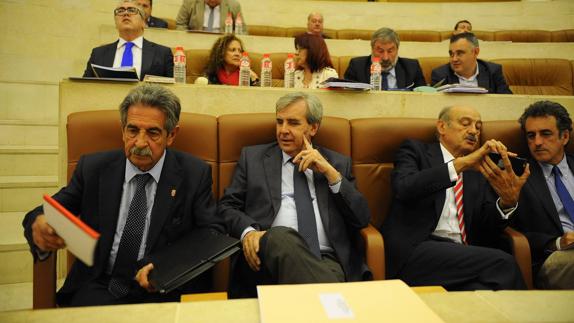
top-left (503, 227), bottom-right (533, 289)
top-left (360, 224), bottom-right (385, 280)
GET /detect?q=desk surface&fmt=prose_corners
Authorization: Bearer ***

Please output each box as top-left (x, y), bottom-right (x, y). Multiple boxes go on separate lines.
top-left (2, 290), bottom-right (573, 323)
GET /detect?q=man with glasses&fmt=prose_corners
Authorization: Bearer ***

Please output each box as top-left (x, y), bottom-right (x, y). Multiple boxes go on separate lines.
top-left (82, 0), bottom-right (173, 80)
top-left (431, 32), bottom-right (512, 94)
top-left (23, 84), bottom-right (224, 306)
top-left (344, 27), bottom-right (426, 90)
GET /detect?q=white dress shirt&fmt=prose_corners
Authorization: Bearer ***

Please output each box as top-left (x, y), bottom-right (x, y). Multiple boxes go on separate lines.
top-left (455, 63), bottom-right (479, 87)
top-left (203, 4), bottom-right (221, 32)
top-left (112, 36), bottom-right (144, 79)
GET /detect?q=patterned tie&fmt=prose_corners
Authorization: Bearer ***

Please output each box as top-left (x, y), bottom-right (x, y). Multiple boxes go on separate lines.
top-left (206, 7), bottom-right (215, 31)
top-left (382, 72), bottom-right (390, 90)
top-left (121, 42), bottom-right (135, 67)
top-left (108, 173), bottom-right (152, 298)
top-left (292, 164), bottom-right (321, 259)
top-left (454, 175), bottom-right (468, 244)
top-left (552, 166), bottom-right (574, 223)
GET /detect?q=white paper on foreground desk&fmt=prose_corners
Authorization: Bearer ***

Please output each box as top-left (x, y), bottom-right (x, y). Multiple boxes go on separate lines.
top-left (43, 195), bottom-right (100, 266)
top-left (257, 279), bottom-right (444, 323)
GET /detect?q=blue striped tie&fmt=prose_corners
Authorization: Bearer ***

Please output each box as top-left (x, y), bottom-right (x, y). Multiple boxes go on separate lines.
top-left (553, 166), bottom-right (574, 223)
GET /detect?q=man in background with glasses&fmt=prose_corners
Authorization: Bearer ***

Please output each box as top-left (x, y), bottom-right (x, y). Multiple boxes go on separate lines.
top-left (82, 0), bottom-right (173, 80)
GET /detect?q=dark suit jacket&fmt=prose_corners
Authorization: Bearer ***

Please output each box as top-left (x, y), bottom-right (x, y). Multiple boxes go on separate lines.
top-left (512, 155), bottom-right (573, 274)
top-left (82, 39), bottom-right (174, 80)
top-left (431, 59), bottom-right (512, 94)
top-left (381, 140), bottom-right (509, 278)
top-left (22, 149), bottom-right (223, 305)
top-left (148, 16), bottom-right (168, 29)
top-left (218, 142), bottom-right (371, 283)
top-left (343, 56), bottom-right (427, 88)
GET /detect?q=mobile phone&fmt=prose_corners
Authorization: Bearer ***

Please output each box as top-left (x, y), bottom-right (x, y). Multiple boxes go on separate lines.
top-left (488, 152), bottom-right (528, 176)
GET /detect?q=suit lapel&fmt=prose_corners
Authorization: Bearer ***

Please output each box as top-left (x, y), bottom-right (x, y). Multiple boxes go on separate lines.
top-left (395, 59), bottom-right (406, 88)
top-left (429, 143), bottom-right (448, 219)
top-left (476, 61), bottom-right (491, 91)
top-left (219, 3), bottom-right (229, 30)
top-left (140, 39), bottom-right (153, 80)
top-left (529, 161), bottom-right (563, 231)
top-left (263, 145), bottom-right (282, 217)
top-left (103, 41), bottom-right (119, 66)
top-left (146, 150), bottom-right (182, 251)
top-left (314, 148), bottom-right (331, 231)
top-left (97, 155), bottom-right (125, 270)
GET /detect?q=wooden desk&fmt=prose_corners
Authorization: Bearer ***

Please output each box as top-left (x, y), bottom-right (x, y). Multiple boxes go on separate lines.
top-left (2, 291), bottom-right (573, 323)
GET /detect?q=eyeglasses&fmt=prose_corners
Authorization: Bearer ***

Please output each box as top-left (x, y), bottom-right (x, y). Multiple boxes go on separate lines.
top-left (114, 7), bottom-right (141, 16)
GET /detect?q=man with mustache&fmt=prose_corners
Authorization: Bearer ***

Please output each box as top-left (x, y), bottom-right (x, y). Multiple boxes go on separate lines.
top-left (513, 101), bottom-right (574, 289)
top-left (431, 32), bottom-right (512, 94)
top-left (381, 105), bottom-right (530, 290)
top-left (83, 0), bottom-right (173, 80)
top-left (343, 27), bottom-right (426, 89)
top-left (23, 84), bottom-right (224, 306)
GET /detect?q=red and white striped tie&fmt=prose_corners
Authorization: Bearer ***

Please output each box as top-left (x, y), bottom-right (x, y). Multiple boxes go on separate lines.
top-left (454, 175), bottom-right (468, 244)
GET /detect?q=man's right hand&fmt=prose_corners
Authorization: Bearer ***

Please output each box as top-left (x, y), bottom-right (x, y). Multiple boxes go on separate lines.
top-left (242, 230), bottom-right (266, 272)
top-left (560, 232), bottom-right (574, 250)
top-left (31, 214), bottom-right (65, 252)
top-left (454, 139), bottom-right (509, 173)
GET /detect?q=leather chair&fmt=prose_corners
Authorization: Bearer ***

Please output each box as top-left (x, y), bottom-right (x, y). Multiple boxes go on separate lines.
top-left (33, 110), bottom-right (219, 308)
top-left (397, 30), bottom-right (441, 42)
top-left (494, 58), bottom-right (574, 96)
top-left (440, 31), bottom-right (495, 42)
top-left (286, 27), bottom-right (337, 39)
top-left (551, 29), bottom-right (574, 42)
top-left (418, 57), bottom-right (449, 86)
top-left (217, 113), bottom-right (385, 280)
top-left (184, 49), bottom-right (210, 84)
top-left (494, 30), bottom-right (552, 42)
top-left (337, 29), bottom-right (372, 41)
top-left (247, 25), bottom-right (287, 37)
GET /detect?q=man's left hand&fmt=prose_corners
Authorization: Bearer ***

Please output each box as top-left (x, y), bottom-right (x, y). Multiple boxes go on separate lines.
top-left (478, 144), bottom-right (530, 208)
top-left (292, 136), bottom-right (341, 184)
top-left (135, 263), bottom-right (156, 293)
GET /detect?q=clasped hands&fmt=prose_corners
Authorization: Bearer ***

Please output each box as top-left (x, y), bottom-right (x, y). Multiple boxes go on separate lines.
top-left (454, 139), bottom-right (530, 209)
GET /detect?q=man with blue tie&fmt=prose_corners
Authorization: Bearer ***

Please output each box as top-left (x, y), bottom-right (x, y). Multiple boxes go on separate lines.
top-left (514, 101), bottom-right (574, 289)
top-left (83, 0), bottom-right (173, 80)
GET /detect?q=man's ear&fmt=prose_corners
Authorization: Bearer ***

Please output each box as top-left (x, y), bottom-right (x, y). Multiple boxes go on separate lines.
top-left (308, 122), bottom-right (320, 138)
top-left (436, 120), bottom-right (446, 136)
top-left (166, 125), bottom-right (180, 146)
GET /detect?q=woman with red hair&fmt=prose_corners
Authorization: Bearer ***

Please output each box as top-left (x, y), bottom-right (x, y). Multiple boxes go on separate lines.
top-left (293, 33), bottom-right (338, 89)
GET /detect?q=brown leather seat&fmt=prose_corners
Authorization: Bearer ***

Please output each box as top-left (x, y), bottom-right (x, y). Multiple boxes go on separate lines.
top-left (440, 30), bottom-right (495, 42)
top-left (551, 29), bottom-right (574, 42)
top-left (397, 30), bottom-right (441, 42)
top-left (184, 49), bottom-right (210, 84)
top-left (418, 57), bottom-right (449, 85)
top-left (494, 58), bottom-right (574, 95)
top-left (494, 30), bottom-right (552, 42)
top-left (337, 29), bottom-right (372, 41)
top-left (248, 25), bottom-right (287, 37)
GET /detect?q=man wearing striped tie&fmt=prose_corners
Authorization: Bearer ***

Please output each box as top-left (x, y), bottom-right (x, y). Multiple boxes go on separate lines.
top-left (382, 105), bottom-right (530, 290)
top-left (82, 0), bottom-right (174, 80)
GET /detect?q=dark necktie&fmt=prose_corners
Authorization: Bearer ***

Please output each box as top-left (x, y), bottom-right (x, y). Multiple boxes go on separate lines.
top-left (207, 7), bottom-right (215, 31)
top-left (121, 42), bottom-right (135, 67)
top-left (292, 164), bottom-right (321, 259)
top-left (108, 173), bottom-right (152, 298)
top-left (552, 166), bottom-right (574, 222)
top-left (382, 72), bottom-right (389, 90)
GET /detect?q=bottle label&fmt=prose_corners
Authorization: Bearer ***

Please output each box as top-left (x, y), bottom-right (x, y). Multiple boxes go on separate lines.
top-left (174, 54), bottom-right (186, 64)
top-left (262, 60), bottom-right (271, 69)
top-left (240, 59), bottom-right (250, 68)
top-left (370, 63), bottom-right (381, 74)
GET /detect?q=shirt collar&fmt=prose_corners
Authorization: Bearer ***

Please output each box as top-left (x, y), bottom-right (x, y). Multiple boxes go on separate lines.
top-left (282, 151), bottom-right (293, 166)
top-left (454, 62), bottom-right (479, 81)
top-left (539, 154), bottom-right (568, 179)
top-left (125, 149), bottom-right (166, 184)
top-left (117, 36), bottom-right (144, 49)
top-left (439, 142), bottom-right (455, 163)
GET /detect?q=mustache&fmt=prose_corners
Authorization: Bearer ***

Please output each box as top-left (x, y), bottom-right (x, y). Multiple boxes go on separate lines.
top-left (465, 134), bottom-right (478, 143)
top-left (130, 146), bottom-right (152, 157)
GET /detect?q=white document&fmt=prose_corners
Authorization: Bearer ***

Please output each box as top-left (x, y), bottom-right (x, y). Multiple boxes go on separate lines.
top-left (43, 195), bottom-right (100, 266)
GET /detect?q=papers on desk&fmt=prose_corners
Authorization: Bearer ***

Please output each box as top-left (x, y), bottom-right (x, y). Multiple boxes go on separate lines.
top-left (143, 75), bottom-right (175, 84)
top-left (320, 77), bottom-right (372, 90)
top-left (257, 279), bottom-right (444, 323)
top-left (436, 83), bottom-right (488, 93)
top-left (42, 195), bottom-right (100, 266)
top-left (90, 64), bottom-right (139, 80)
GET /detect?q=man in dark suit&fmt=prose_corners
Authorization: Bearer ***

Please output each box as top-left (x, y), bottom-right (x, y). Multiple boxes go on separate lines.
top-left (344, 27), bottom-right (426, 89)
top-left (514, 101), bottom-right (574, 289)
top-left (219, 92), bottom-right (371, 298)
top-left (137, 0), bottom-right (168, 28)
top-left (83, 0), bottom-right (173, 80)
top-left (382, 105), bottom-right (530, 290)
top-left (22, 84), bottom-right (223, 306)
top-left (431, 32), bottom-right (512, 94)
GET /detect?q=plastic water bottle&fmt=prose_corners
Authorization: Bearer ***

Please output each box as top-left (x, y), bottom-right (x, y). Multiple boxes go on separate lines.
top-left (239, 52), bottom-right (251, 86)
top-left (284, 53), bottom-right (295, 88)
top-left (234, 12), bottom-right (244, 35)
top-left (260, 54), bottom-right (272, 87)
top-left (224, 13), bottom-right (233, 34)
top-left (370, 57), bottom-right (382, 91)
top-left (173, 46), bottom-right (186, 84)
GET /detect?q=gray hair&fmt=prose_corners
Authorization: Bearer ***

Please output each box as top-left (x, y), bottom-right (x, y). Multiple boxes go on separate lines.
top-left (450, 32), bottom-right (479, 48)
top-left (116, 0), bottom-right (145, 20)
top-left (275, 92), bottom-right (323, 125)
top-left (119, 84), bottom-right (181, 133)
top-left (307, 12), bottom-right (324, 21)
top-left (371, 27), bottom-right (400, 48)
top-left (438, 106), bottom-right (454, 123)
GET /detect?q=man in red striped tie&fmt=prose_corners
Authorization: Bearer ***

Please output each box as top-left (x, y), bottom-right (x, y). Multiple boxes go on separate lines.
top-left (382, 105), bottom-right (530, 290)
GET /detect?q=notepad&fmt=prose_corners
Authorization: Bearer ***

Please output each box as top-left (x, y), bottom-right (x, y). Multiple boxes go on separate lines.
top-left (42, 195), bottom-right (100, 266)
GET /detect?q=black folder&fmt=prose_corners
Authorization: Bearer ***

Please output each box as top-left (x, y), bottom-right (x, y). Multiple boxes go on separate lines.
top-left (147, 229), bottom-right (240, 294)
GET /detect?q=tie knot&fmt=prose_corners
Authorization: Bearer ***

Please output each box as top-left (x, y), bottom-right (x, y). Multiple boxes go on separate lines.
top-left (133, 173), bottom-right (151, 188)
top-left (553, 166), bottom-right (562, 177)
top-left (125, 42), bottom-right (134, 50)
